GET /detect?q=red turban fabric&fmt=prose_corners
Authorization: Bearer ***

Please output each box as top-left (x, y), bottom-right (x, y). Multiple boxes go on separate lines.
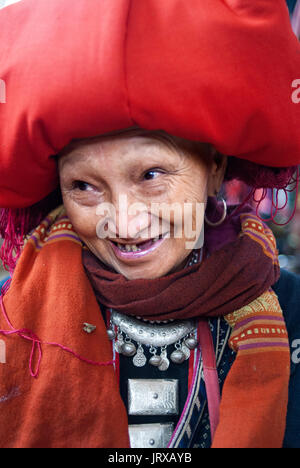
top-left (0, 0), bottom-right (299, 208)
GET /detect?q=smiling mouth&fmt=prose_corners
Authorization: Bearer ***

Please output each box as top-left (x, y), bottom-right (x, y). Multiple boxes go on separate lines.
top-left (109, 233), bottom-right (168, 259)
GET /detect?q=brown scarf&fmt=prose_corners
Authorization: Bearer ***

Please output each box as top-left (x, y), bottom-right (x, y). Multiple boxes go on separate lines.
top-left (82, 213), bottom-right (280, 321)
top-left (0, 207), bottom-right (290, 448)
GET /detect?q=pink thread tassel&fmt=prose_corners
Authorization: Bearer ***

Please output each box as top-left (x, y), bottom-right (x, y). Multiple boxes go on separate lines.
top-left (0, 208), bottom-right (29, 274)
top-left (0, 295), bottom-right (115, 378)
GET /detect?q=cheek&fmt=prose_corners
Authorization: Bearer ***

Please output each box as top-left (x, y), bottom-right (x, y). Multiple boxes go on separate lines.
top-left (168, 177), bottom-right (207, 230)
top-left (172, 167), bottom-right (209, 204)
top-left (185, 176), bottom-right (208, 202)
top-left (63, 199), bottom-right (98, 241)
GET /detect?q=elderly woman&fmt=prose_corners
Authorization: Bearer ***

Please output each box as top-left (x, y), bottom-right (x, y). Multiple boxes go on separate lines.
top-left (0, 0), bottom-right (300, 449)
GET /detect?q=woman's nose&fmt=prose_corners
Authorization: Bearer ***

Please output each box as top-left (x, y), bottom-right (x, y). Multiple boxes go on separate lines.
top-left (96, 194), bottom-right (153, 240)
top-left (116, 204), bottom-right (151, 240)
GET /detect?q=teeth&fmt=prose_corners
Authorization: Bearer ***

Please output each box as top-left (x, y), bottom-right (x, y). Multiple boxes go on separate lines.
top-left (117, 243), bottom-right (141, 253)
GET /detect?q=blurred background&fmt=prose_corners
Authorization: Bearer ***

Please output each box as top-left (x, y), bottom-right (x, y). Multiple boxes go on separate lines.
top-left (0, 0), bottom-right (300, 284)
top-left (224, 177), bottom-right (300, 275)
top-left (224, 0), bottom-right (300, 274)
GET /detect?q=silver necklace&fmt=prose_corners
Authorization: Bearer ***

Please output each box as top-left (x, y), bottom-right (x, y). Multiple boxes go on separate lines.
top-left (107, 311), bottom-right (198, 371)
top-left (106, 249), bottom-right (201, 371)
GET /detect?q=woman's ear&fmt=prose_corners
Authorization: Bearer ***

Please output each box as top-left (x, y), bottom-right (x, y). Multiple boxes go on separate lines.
top-left (207, 149), bottom-right (228, 196)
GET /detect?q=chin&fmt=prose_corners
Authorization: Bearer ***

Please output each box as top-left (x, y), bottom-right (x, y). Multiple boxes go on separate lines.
top-left (116, 258), bottom-right (187, 280)
top-left (117, 266), bottom-right (166, 280)
top-left (99, 244), bottom-right (187, 279)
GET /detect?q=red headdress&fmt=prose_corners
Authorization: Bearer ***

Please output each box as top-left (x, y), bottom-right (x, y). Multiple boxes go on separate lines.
top-left (0, 0), bottom-right (299, 208)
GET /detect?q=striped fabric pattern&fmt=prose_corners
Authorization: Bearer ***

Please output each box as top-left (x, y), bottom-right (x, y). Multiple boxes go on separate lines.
top-left (240, 213), bottom-right (279, 266)
top-left (225, 289), bottom-right (289, 356)
top-left (26, 206), bottom-right (82, 251)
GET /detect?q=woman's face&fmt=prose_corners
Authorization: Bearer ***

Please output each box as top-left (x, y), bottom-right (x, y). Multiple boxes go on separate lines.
top-left (58, 132), bottom-right (226, 279)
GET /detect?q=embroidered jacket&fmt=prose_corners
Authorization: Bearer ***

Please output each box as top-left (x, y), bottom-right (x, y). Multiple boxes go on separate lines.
top-left (1, 268), bottom-right (299, 448)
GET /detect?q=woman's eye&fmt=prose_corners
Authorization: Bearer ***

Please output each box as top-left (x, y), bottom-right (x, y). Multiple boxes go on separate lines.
top-left (143, 169), bottom-right (163, 181)
top-left (72, 180), bottom-right (93, 191)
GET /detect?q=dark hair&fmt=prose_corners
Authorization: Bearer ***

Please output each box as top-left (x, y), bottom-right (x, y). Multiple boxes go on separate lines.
top-left (225, 157), bottom-right (297, 190)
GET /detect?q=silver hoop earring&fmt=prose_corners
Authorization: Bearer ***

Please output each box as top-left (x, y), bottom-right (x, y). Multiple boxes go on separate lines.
top-left (204, 197), bottom-right (227, 227)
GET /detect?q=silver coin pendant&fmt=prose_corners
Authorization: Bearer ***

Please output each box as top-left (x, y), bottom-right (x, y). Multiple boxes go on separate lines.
top-left (132, 345), bottom-right (147, 367)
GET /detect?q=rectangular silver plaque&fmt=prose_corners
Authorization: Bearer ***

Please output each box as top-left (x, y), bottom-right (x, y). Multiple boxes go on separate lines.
top-left (128, 378), bottom-right (179, 416)
top-left (129, 422), bottom-right (174, 448)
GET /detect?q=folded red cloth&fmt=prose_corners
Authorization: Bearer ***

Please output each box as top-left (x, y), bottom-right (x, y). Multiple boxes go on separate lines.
top-left (0, 0), bottom-right (299, 208)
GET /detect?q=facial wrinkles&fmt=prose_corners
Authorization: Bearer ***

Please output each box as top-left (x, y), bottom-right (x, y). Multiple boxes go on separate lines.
top-left (62, 138), bottom-right (185, 199)
top-left (58, 134), bottom-right (213, 279)
top-left (63, 144), bottom-right (207, 237)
